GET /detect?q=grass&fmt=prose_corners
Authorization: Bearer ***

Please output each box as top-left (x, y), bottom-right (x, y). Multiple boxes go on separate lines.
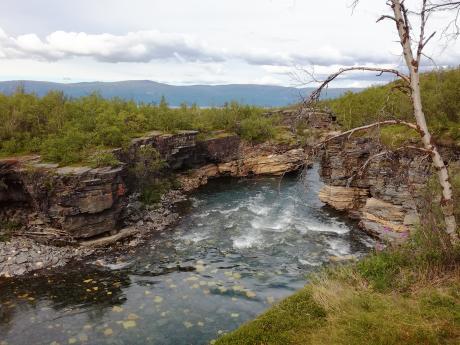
top-left (216, 223), bottom-right (460, 345)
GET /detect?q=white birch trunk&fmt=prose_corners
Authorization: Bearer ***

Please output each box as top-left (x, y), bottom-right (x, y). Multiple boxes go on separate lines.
top-left (392, 0), bottom-right (458, 242)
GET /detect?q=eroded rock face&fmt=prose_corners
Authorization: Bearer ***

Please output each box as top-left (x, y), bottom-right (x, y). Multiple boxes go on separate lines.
top-left (318, 185), bottom-right (368, 218)
top-left (196, 133), bottom-right (240, 164)
top-left (5, 162), bottom-right (128, 239)
top-left (179, 164), bottom-right (220, 192)
top-left (118, 130), bottom-right (240, 171)
top-left (359, 198), bottom-right (416, 241)
top-left (319, 136), bottom-right (431, 240)
top-left (178, 148), bottom-right (307, 192)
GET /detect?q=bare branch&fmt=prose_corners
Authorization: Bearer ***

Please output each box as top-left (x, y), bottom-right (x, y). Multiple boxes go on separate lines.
top-left (417, 0), bottom-right (429, 61)
top-left (377, 14), bottom-right (397, 23)
top-left (303, 67), bottom-right (410, 108)
top-left (315, 119), bottom-right (420, 148)
top-left (421, 31), bottom-right (437, 50)
top-left (426, 1), bottom-right (460, 12)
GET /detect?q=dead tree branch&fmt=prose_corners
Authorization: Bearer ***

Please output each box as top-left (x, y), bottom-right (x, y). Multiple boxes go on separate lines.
top-left (303, 67), bottom-right (410, 109)
top-left (315, 120), bottom-right (420, 148)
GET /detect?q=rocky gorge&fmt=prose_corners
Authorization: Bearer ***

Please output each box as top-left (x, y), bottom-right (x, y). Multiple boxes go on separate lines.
top-left (1, 110), bottom-right (457, 278)
top-left (0, 129), bottom-right (307, 277)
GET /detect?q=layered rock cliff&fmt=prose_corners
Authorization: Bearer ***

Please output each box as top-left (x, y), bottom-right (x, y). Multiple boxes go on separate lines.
top-left (178, 146), bottom-right (306, 192)
top-left (318, 136), bottom-right (433, 241)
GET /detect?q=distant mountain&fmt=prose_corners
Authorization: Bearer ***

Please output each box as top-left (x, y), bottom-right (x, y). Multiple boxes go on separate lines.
top-left (0, 80), bottom-right (362, 107)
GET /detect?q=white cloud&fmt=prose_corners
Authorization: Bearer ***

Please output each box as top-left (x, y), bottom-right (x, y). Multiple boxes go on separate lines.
top-left (0, 25), bottom-right (416, 75)
top-left (0, 28), bottom-right (224, 63)
top-left (0, 27), bottom-right (399, 67)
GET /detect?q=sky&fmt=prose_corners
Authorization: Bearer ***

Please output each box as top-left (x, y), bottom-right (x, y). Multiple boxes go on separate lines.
top-left (0, 0), bottom-right (458, 87)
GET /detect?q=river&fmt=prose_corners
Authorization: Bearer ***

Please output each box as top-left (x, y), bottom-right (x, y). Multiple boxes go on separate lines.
top-left (0, 166), bottom-right (374, 345)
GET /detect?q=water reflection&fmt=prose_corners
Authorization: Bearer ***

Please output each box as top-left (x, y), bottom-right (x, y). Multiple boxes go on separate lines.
top-left (0, 167), bottom-right (374, 345)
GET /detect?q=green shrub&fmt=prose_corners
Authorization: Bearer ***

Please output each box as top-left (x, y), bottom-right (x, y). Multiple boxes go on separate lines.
top-left (239, 116), bottom-right (276, 142)
top-left (87, 151), bottom-right (121, 168)
top-left (379, 125), bottom-right (419, 149)
top-left (130, 146), bottom-right (166, 184)
top-left (139, 180), bottom-right (172, 205)
top-left (0, 220), bottom-right (22, 242)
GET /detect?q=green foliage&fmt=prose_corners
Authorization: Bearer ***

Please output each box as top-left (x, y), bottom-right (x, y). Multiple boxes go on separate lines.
top-left (128, 146), bottom-right (171, 205)
top-left (130, 146), bottom-right (166, 184)
top-left (322, 68), bottom-right (460, 146)
top-left (356, 250), bottom-right (408, 291)
top-left (216, 287), bottom-right (326, 345)
top-left (0, 92), bottom-right (273, 165)
top-left (139, 179), bottom-right (174, 205)
top-left (0, 220), bottom-right (21, 242)
top-left (238, 116), bottom-right (276, 142)
top-left (379, 125), bottom-right (419, 149)
top-left (87, 151), bottom-right (121, 168)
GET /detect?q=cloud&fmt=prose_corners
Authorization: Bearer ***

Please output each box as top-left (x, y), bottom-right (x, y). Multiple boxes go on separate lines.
top-left (0, 28), bottom-right (224, 63)
top-left (1, 26), bottom-right (458, 74)
top-left (232, 47), bottom-right (399, 67)
top-left (0, 27), bottom-right (403, 67)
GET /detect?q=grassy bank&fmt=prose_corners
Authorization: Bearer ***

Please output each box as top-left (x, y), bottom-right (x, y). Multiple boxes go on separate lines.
top-left (216, 232), bottom-right (460, 345)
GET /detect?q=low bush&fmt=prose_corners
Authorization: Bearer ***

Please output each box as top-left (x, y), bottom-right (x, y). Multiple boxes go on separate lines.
top-left (238, 116), bottom-right (276, 142)
top-left (139, 179), bottom-right (175, 205)
top-left (87, 151), bottom-right (121, 168)
top-left (0, 91), bottom-right (276, 165)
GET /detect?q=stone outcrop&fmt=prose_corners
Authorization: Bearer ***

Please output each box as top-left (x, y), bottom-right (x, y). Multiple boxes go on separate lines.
top-left (178, 148), bottom-right (307, 192)
top-left (196, 132), bottom-right (240, 163)
top-left (360, 198), bottom-right (411, 240)
top-left (218, 148), bottom-right (305, 177)
top-left (318, 136), bottom-right (431, 240)
top-left (318, 185), bottom-right (368, 217)
top-left (1, 157), bottom-right (127, 240)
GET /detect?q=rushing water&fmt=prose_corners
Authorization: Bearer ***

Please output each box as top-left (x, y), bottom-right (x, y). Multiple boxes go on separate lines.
top-left (0, 166), bottom-right (374, 345)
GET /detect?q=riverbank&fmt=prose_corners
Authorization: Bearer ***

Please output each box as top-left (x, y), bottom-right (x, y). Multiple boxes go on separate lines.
top-left (216, 229), bottom-right (460, 345)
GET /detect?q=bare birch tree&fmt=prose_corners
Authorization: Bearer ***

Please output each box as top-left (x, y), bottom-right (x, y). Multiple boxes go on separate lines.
top-left (304, 0), bottom-right (460, 243)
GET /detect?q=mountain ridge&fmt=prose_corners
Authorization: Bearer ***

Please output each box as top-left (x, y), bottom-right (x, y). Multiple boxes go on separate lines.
top-left (0, 80), bottom-right (361, 107)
